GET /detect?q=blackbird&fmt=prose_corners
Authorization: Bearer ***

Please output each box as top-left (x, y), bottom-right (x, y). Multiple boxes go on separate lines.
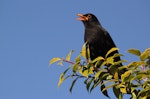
top-left (77, 13), bottom-right (122, 67)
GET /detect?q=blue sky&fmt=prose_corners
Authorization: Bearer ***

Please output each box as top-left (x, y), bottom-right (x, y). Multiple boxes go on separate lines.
top-left (0, 0), bottom-right (150, 99)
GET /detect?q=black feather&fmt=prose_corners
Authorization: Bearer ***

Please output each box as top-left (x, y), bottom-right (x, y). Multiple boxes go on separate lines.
top-left (81, 13), bottom-right (121, 64)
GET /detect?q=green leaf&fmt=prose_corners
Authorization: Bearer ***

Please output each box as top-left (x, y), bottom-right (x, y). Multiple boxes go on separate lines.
top-left (66, 50), bottom-right (74, 61)
top-left (75, 55), bottom-right (81, 63)
top-left (92, 56), bottom-right (104, 63)
top-left (90, 79), bottom-right (102, 93)
top-left (131, 72), bottom-right (147, 81)
top-left (140, 49), bottom-right (150, 61)
top-left (118, 65), bottom-right (127, 72)
top-left (79, 67), bottom-right (88, 78)
top-left (146, 69), bottom-right (150, 75)
top-left (86, 78), bottom-right (94, 92)
top-left (95, 70), bottom-right (108, 80)
top-left (100, 72), bottom-right (109, 81)
top-left (58, 68), bottom-right (70, 87)
top-left (105, 47), bottom-right (118, 58)
top-left (82, 69), bottom-right (89, 78)
top-left (114, 60), bottom-right (127, 65)
top-left (86, 45), bottom-right (91, 60)
top-left (106, 56), bottom-right (114, 65)
top-left (113, 53), bottom-right (124, 58)
top-left (128, 61), bottom-right (146, 69)
top-left (143, 81), bottom-right (150, 89)
top-left (81, 43), bottom-right (87, 59)
top-left (113, 86), bottom-right (122, 99)
top-left (121, 70), bottom-right (132, 82)
top-left (132, 92), bottom-right (137, 99)
top-left (137, 88), bottom-right (149, 98)
top-left (127, 48), bottom-right (141, 56)
top-left (109, 65), bottom-right (119, 75)
top-left (120, 87), bottom-right (127, 94)
top-left (70, 77), bottom-right (79, 93)
top-left (102, 79), bottom-right (116, 85)
top-left (114, 72), bottom-right (119, 81)
top-left (141, 96), bottom-right (147, 99)
top-left (72, 62), bottom-right (79, 73)
top-left (84, 78), bottom-right (89, 84)
top-left (58, 73), bottom-right (65, 87)
top-left (49, 57), bottom-right (61, 65)
top-left (95, 71), bottom-right (102, 80)
top-left (101, 82), bottom-right (110, 98)
top-left (102, 84), bottom-right (116, 92)
top-left (106, 75), bottom-right (113, 80)
top-left (79, 66), bottom-right (93, 78)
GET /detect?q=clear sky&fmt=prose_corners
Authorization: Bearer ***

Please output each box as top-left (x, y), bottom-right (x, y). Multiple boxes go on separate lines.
top-left (0, 0), bottom-right (150, 99)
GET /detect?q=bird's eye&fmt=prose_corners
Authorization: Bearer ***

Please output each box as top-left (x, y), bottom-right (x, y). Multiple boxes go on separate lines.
top-left (87, 15), bottom-right (92, 18)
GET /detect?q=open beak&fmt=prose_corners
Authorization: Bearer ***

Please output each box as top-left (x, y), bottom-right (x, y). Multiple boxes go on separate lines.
top-left (76, 14), bottom-right (88, 21)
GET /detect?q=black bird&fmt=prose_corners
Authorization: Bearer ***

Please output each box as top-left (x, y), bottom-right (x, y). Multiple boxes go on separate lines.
top-left (77, 13), bottom-right (122, 67)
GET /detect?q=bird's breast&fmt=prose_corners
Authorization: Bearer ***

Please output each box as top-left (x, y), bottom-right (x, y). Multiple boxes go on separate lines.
top-left (84, 28), bottom-right (101, 43)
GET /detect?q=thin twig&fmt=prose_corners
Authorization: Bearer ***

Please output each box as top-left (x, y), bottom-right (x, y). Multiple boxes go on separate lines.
top-left (62, 59), bottom-right (75, 65)
top-left (71, 74), bottom-right (95, 78)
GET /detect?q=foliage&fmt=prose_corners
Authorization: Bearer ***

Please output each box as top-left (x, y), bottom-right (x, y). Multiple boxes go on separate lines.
top-left (50, 45), bottom-right (150, 99)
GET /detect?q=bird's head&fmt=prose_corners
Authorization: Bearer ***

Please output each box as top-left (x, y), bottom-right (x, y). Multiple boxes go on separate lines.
top-left (77, 13), bottom-right (101, 27)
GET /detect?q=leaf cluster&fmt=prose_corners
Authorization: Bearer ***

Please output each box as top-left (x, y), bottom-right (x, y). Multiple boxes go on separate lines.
top-left (50, 45), bottom-right (150, 99)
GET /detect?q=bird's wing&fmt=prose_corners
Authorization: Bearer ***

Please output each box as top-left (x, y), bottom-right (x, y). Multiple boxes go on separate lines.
top-left (100, 27), bottom-right (117, 48)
